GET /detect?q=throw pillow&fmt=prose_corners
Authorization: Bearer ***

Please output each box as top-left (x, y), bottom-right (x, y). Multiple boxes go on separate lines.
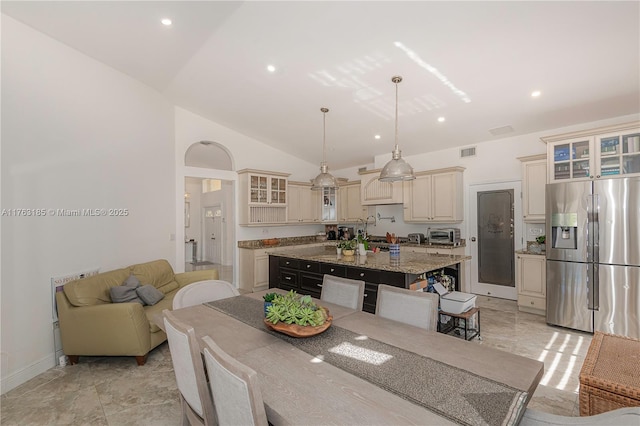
top-left (136, 284), bottom-right (164, 306)
top-left (110, 285), bottom-right (144, 304)
top-left (110, 275), bottom-right (145, 304)
top-left (122, 275), bottom-right (141, 288)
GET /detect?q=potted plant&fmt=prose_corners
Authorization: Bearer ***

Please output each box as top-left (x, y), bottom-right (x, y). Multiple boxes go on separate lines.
top-left (264, 290), bottom-right (332, 337)
top-left (263, 292), bottom-right (277, 316)
top-left (340, 239), bottom-right (357, 256)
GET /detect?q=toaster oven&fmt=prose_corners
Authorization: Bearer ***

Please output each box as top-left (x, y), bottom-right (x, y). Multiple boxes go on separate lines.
top-left (427, 228), bottom-right (461, 245)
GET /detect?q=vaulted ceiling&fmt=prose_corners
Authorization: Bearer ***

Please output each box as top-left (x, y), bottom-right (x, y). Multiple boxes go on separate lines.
top-left (3, 1), bottom-right (639, 170)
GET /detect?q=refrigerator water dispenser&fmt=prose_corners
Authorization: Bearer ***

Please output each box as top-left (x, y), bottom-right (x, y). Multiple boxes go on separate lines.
top-left (551, 213), bottom-right (578, 249)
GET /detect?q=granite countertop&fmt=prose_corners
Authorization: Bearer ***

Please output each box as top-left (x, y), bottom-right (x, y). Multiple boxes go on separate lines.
top-left (270, 245), bottom-right (471, 275)
top-left (238, 236), bottom-right (466, 250)
top-left (238, 235), bottom-right (328, 249)
top-left (516, 249), bottom-right (546, 256)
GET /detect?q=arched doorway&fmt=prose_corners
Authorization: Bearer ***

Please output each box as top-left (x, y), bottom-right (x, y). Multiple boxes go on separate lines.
top-left (182, 141), bottom-right (236, 283)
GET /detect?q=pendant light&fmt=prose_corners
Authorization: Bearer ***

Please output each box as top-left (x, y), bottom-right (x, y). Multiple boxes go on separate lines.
top-left (311, 107), bottom-right (339, 191)
top-left (379, 76), bottom-right (415, 182)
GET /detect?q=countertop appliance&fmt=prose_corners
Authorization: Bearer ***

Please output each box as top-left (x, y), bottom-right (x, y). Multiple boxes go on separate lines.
top-left (408, 233), bottom-right (425, 244)
top-left (427, 228), bottom-right (461, 246)
top-left (546, 177), bottom-right (640, 339)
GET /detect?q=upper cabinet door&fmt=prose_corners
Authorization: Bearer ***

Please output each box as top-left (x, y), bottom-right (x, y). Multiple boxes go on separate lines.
top-left (402, 167), bottom-right (464, 223)
top-left (519, 155), bottom-right (547, 222)
top-left (543, 122), bottom-right (640, 183)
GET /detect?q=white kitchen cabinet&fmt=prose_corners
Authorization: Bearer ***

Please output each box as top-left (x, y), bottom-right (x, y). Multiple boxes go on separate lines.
top-left (238, 169), bottom-right (289, 226)
top-left (339, 181), bottom-right (368, 223)
top-left (359, 169), bottom-right (403, 205)
top-left (516, 253), bottom-right (546, 315)
top-left (402, 167), bottom-right (464, 223)
top-left (287, 182), bottom-right (321, 224)
top-left (519, 154), bottom-right (547, 222)
top-left (239, 247), bottom-right (279, 293)
top-left (542, 121), bottom-right (640, 183)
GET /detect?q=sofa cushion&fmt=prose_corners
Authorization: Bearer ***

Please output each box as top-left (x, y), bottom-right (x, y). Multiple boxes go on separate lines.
top-left (137, 284), bottom-right (164, 306)
top-left (130, 260), bottom-right (179, 295)
top-left (64, 268), bottom-right (130, 307)
top-left (144, 293), bottom-right (175, 333)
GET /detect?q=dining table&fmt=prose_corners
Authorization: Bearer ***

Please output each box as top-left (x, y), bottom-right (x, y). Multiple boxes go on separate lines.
top-left (157, 289), bottom-right (544, 426)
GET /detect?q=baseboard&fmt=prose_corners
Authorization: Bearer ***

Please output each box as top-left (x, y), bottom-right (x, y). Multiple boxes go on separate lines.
top-left (0, 353), bottom-right (55, 395)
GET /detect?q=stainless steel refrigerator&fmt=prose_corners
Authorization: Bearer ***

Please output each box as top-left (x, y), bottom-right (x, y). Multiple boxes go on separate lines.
top-left (546, 177), bottom-right (640, 338)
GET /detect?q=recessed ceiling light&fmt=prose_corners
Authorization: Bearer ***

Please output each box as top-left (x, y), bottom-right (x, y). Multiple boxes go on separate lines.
top-left (531, 90), bottom-right (541, 98)
top-left (437, 117), bottom-right (446, 123)
top-left (374, 135), bottom-right (381, 140)
top-left (266, 65), bottom-right (276, 73)
top-left (161, 18), bottom-right (172, 26)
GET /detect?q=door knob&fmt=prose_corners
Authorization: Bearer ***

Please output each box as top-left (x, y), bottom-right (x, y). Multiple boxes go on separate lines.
top-left (471, 237), bottom-right (476, 242)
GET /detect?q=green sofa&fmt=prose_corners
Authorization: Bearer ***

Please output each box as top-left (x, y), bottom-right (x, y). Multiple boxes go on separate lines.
top-left (56, 259), bottom-right (219, 365)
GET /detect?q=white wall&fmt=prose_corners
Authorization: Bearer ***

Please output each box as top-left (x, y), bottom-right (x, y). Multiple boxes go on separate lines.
top-left (1, 16), bottom-right (176, 392)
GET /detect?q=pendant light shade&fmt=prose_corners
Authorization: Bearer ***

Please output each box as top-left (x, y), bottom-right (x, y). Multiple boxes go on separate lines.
top-left (311, 107), bottom-right (339, 191)
top-left (379, 76), bottom-right (415, 182)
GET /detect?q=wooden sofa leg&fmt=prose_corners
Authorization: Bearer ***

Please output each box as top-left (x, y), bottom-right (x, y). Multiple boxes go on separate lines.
top-left (67, 355), bottom-right (79, 365)
top-left (135, 354), bottom-right (148, 366)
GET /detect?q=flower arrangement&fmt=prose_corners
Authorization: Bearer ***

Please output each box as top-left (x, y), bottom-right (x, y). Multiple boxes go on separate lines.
top-left (265, 290), bottom-right (328, 327)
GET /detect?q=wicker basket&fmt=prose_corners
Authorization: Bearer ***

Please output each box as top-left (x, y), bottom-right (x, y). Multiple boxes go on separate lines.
top-left (579, 332), bottom-right (640, 416)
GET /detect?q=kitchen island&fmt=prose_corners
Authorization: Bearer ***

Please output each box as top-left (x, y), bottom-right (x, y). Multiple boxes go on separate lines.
top-left (269, 245), bottom-right (470, 313)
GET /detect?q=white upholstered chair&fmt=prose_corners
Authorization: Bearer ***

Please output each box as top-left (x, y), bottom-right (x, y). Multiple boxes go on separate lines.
top-left (519, 407), bottom-right (640, 425)
top-left (202, 335), bottom-right (268, 426)
top-left (375, 284), bottom-right (439, 331)
top-left (163, 310), bottom-right (216, 426)
top-left (320, 275), bottom-right (365, 311)
top-left (173, 279), bottom-right (239, 309)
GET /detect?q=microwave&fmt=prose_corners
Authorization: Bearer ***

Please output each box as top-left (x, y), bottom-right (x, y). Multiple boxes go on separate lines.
top-left (427, 228), bottom-right (461, 246)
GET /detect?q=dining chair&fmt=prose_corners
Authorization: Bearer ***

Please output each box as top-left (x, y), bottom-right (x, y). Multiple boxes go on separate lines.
top-left (320, 275), bottom-right (365, 311)
top-left (202, 335), bottom-right (269, 426)
top-left (519, 407), bottom-right (640, 425)
top-left (173, 279), bottom-right (239, 309)
top-left (163, 310), bottom-right (217, 426)
top-left (375, 284), bottom-right (439, 331)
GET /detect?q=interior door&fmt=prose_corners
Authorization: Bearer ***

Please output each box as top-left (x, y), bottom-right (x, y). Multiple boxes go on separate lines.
top-left (469, 181), bottom-right (521, 300)
top-left (203, 205), bottom-right (223, 264)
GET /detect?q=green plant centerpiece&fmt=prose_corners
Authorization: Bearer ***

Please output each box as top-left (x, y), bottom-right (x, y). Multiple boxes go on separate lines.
top-left (263, 290), bottom-right (332, 337)
top-left (535, 235), bottom-right (546, 245)
top-left (263, 292), bottom-right (277, 316)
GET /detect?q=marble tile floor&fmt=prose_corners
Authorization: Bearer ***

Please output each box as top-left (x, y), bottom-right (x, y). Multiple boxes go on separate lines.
top-left (1, 296), bottom-right (592, 425)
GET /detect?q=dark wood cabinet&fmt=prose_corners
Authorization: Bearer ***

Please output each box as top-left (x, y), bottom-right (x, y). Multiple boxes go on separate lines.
top-left (269, 255), bottom-right (415, 313)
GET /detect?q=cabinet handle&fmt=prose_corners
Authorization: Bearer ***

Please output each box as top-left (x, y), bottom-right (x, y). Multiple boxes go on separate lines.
top-left (285, 276), bottom-right (292, 280)
top-left (360, 273), bottom-right (365, 277)
top-left (306, 264), bottom-right (311, 268)
top-left (364, 293), bottom-right (368, 298)
top-left (531, 301), bottom-right (534, 305)
top-left (317, 284), bottom-right (323, 287)
top-left (330, 268), bottom-right (335, 272)
top-left (285, 261), bottom-right (290, 265)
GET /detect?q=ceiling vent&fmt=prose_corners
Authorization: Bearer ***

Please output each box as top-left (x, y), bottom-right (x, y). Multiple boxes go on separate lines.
top-left (489, 125), bottom-right (514, 136)
top-left (460, 146), bottom-right (477, 158)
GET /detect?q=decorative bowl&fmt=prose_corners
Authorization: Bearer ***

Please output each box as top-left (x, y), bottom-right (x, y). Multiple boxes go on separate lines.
top-left (264, 308), bottom-right (332, 338)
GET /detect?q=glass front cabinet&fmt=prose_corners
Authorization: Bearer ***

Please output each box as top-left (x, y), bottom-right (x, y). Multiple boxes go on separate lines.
top-left (544, 122), bottom-right (640, 183)
top-left (238, 169), bottom-right (290, 226)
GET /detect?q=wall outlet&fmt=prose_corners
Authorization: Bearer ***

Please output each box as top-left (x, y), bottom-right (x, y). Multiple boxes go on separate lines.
top-left (262, 228), bottom-right (269, 234)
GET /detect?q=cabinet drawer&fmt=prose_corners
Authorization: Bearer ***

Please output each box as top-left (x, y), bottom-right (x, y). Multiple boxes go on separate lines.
top-left (300, 272), bottom-right (323, 298)
top-left (379, 271), bottom-right (405, 288)
top-left (279, 257), bottom-right (300, 269)
top-left (518, 294), bottom-right (546, 311)
top-left (346, 267), bottom-right (379, 283)
top-left (320, 263), bottom-right (346, 276)
top-left (300, 260), bottom-right (320, 273)
top-left (279, 269), bottom-right (298, 290)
